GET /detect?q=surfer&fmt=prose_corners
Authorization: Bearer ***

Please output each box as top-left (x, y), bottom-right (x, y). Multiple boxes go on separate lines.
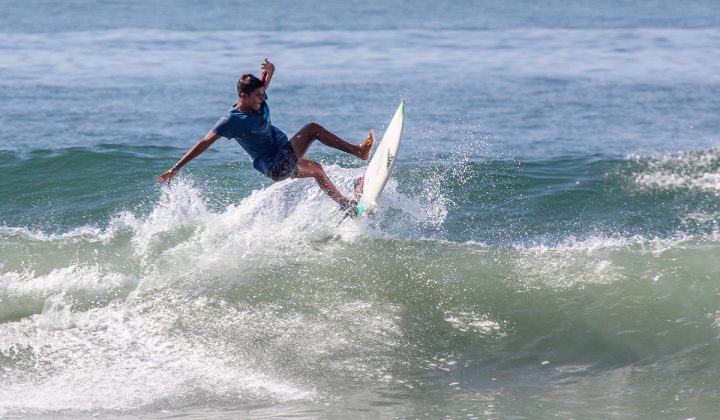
top-left (157, 58), bottom-right (374, 211)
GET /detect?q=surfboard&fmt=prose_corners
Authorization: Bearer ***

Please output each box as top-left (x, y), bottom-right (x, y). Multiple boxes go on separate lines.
top-left (347, 99), bottom-right (405, 219)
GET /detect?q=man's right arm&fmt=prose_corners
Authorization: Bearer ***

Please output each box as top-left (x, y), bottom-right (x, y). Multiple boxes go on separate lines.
top-left (157, 130), bottom-right (221, 184)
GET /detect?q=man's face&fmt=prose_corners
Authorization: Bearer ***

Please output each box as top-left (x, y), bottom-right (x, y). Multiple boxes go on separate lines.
top-left (241, 87), bottom-right (266, 111)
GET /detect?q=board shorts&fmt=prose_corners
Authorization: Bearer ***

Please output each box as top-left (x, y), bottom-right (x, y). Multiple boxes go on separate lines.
top-left (267, 142), bottom-right (299, 181)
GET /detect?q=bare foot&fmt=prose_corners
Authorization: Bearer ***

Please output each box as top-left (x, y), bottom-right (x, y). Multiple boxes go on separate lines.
top-left (358, 129), bottom-right (374, 160)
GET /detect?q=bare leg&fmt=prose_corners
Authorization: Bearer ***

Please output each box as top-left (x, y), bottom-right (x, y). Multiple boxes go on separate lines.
top-left (290, 123), bottom-right (374, 160)
top-left (296, 158), bottom-right (347, 206)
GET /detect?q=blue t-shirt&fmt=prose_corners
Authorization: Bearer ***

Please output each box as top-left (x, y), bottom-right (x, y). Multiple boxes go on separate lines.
top-left (211, 98), bottom-right (289, 175)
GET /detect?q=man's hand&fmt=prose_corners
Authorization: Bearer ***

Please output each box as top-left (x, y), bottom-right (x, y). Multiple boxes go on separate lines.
top-left (157, 131), bottom-right (220, 185)
top-left (261, 58), bottom-right (275, 77)
top-left (261, 58), bottom-right (275, 87)
top-left (157, 167), bottom-right (179, 184)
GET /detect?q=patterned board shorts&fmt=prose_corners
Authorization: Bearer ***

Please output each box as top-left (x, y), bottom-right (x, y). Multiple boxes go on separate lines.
top-left (268, 142), bottom-right (299, 181)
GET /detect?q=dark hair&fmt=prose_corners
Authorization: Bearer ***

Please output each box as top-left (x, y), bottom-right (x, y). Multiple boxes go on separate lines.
top-left (237, 73), bottom-right (265, 97)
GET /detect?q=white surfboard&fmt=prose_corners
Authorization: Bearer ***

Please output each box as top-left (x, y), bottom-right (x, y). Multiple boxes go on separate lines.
top-left (350, 99), bottom-right (405, 218)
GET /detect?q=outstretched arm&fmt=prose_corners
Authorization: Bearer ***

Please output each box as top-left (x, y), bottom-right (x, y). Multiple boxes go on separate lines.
top-left (260, 58), bottom-right (275, 89)
top-left (157, 130), bottom-right (221, 184)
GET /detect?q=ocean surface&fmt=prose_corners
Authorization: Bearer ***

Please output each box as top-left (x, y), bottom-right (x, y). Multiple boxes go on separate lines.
top-left (2, 1), bottom-right (720, 418)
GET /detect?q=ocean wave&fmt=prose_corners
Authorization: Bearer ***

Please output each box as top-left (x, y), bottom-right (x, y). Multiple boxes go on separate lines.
top-left (0, 170), bottom-right (447, 318)
top-left (2, 218), bottom-right (720, 414)
top-left (3, 150), bottom-right (720, 417)
top-left (1, 28), bottom-right (718, 87)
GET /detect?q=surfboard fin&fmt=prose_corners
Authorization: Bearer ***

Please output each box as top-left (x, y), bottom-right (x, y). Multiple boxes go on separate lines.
top-left (341, 197), bottom-right (359, 218)
top-left (336, 197), bottom-right (359, 226)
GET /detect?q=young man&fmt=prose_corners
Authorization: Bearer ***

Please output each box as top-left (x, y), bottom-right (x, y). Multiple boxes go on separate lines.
top-left (157, 58), bottom-right (374, 211)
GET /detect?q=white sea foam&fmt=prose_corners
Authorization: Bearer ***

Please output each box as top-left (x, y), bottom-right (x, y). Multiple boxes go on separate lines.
top-left (498, 231), bottom-right (720, 289)
top-left (0, 165), bottom-right (442, 302)
top-left (0, 170), bottom-right (432, 414)
top-left (635, 171), bottom-right (720, 195)
top-left (0, 295), bottom-right (314, 414)
top-left (630, 149), bottom-right (720, 196)
top-left (443, 310), bottom-right (505, 336)
top-left (0, 266), bottom-right (137, 322)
